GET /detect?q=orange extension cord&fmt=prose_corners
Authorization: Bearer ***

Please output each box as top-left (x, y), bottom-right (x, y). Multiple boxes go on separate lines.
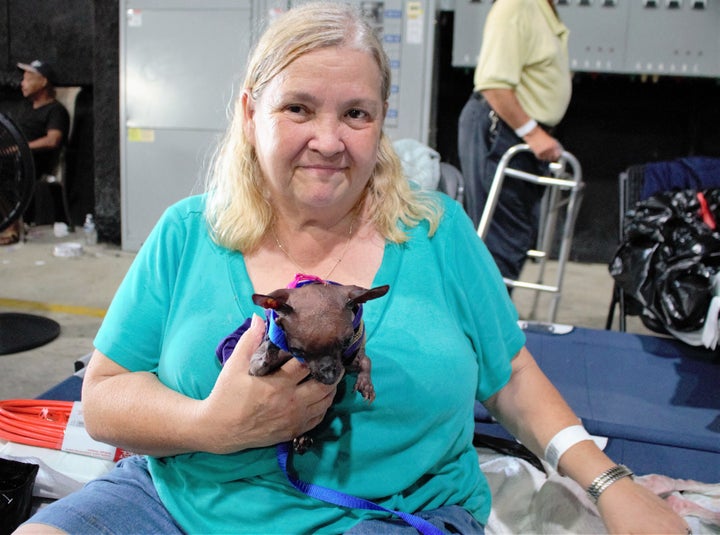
top-left (0, 399), bottom-right (74, 450)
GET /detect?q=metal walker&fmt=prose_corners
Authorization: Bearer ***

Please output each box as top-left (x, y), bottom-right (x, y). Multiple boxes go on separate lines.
top-left (477, 144), bottom-right (584, 323)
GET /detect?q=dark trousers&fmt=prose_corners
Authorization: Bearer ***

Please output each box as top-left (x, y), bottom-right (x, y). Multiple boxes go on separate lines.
top-left (457, 94), bottom-right (548, 280)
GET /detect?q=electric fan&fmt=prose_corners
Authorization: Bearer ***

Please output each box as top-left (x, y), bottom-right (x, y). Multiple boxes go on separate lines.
top-left (0, 112), bottom-right (34, 232)
top-left (0, 112), bottom-right (60, 355)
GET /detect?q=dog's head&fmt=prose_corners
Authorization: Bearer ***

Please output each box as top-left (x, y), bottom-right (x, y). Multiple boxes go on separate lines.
top-left (252, 282), bottom-right (389, 384)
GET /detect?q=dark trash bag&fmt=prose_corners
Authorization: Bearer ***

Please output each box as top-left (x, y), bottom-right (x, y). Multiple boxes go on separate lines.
top-left (609, 188), bottom-right (720, 335)
top-left (0, 458), bottom-right (39, 535)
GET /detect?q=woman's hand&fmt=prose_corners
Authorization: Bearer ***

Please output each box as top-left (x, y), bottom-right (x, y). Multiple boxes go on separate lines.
top-left (597, 476), bottom-right (691, 534)
top-left (83, 314), bottom-right (339, 457)
top-left (198, 314), bottom-right (340, 454)
top-left (483, 347), bottom-right (690, 534)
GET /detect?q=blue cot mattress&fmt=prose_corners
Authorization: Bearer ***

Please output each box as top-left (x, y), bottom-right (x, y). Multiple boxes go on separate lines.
top-left (476, 326), bottom-right (720, 482)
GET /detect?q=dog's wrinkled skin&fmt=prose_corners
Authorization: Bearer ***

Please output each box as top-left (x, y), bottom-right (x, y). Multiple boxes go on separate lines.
top-left (249, 283), bottom-right (389, 452)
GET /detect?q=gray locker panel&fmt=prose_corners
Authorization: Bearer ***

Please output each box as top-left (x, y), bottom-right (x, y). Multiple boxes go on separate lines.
top-left (558, 1), bottom-right (629, 74)
top-left (126, 0), bottom-right (244, 8)
top-left (385, 0), bottom-right (437, 144)
top-left (122, 129), bottom-right (222, 251)
top-left (124, 5), bottom-right (250, 130)
top-left (121, 0), bottom-right (437, 250)
top-left (624, 1), bottom-right (720, 77)
top-left (120, 0), bottom-right (253, 251)
top-left (452, 0), bottom-right (720, 78)
top-left (450, 0), bottom-right (490, 70)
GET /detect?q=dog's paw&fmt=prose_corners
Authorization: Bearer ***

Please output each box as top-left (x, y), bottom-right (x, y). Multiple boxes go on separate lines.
top-left (248, 344), bottom-right (291, 376)
top-left (353, 374), bottom-right (376, 403)
top-left (248, 356), bottom-right (271, 376)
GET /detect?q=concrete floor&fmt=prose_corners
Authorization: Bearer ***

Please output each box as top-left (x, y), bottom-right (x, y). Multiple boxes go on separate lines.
top-left (0, 226), bottom-right (135, 399)
top-left (0, 225), bottom-right (653, 400)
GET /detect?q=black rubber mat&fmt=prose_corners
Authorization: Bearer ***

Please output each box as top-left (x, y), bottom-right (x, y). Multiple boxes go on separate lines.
top-left (0, 313), bottom-right (60, 355)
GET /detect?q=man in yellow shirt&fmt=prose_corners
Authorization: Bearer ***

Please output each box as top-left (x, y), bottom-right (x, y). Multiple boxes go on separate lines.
top-left (458, 0), bottom-right (571, 281)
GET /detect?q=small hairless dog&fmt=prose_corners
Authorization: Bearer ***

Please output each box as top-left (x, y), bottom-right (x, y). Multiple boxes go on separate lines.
top-left (217, 275), bottom-right (389, 452)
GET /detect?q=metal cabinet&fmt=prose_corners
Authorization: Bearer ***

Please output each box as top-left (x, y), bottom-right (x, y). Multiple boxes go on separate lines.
top-left (120, 0), bottom-right (437, 251)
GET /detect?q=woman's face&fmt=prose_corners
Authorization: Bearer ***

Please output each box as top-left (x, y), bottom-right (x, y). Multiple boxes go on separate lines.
top-left (243, 46), bottom-right (387, 213)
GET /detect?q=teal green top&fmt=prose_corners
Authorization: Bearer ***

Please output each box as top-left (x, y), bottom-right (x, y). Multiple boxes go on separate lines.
top-left (94, 193), bottom-right (525, 533)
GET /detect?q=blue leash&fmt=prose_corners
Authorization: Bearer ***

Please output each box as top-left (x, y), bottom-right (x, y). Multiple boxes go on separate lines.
top-left (276, 442), bottom-right (445, 535)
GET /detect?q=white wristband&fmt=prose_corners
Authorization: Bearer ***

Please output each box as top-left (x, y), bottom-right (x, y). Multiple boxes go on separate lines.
top-left (514, 118), bottom-right (538, 138)
top-left (544, 425), bottom-right (593, 472)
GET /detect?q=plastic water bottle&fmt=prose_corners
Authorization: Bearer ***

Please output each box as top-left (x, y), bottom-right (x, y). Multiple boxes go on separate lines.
top-left (83, 213), bottom-right (97, 245)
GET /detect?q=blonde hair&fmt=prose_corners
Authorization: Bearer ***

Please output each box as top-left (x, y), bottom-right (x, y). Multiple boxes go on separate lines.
top-left (205, 1), bottom-right (442, 252)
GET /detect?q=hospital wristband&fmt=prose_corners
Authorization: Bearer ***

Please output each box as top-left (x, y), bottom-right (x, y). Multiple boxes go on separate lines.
top-left (544, 425), bottom-right (594, 472)
top-left (586, 464), bottom-right (634, 504)
top-left (514, 118), bottom-right (538, 138)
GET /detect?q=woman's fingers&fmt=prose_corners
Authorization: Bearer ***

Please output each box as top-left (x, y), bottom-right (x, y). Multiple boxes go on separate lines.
top-left (204, 314), bottom-right (342, 452)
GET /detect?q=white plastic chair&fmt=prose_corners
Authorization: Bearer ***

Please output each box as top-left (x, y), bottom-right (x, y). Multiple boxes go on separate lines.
top-left (39, 86), bottom-right (81, 231)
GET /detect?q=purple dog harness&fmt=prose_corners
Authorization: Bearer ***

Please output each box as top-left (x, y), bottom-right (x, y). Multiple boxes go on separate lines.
top-left (216, 274), bottom-right (443, 535)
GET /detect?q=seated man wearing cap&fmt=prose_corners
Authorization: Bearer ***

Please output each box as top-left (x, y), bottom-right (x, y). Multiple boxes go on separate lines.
top-left (0, 59), bottom-right (70, 244)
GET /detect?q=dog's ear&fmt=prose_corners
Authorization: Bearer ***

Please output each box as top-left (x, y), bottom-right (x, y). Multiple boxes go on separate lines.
top-left (252, 290), bottom-right (294, 314)
top-left (346, 285), bottom-right (390, 308)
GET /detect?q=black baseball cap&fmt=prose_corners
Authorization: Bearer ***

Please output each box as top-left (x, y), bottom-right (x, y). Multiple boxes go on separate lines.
top-left (17, 60), bottom-right (57, 85)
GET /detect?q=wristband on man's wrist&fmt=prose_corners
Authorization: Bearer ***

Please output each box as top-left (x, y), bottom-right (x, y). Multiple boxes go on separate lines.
top-left (514, 118), bottom-right (538, 138)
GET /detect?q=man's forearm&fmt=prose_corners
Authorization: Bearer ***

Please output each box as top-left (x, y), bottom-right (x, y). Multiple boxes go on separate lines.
top-left (28, 129), bottom-right (63, 151)
top-left (480, 87), bottom-right (562, 161)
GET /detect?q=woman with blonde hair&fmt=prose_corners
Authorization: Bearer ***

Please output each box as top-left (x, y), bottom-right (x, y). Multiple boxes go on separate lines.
top-left (18, 3), bottom-right (688, 534)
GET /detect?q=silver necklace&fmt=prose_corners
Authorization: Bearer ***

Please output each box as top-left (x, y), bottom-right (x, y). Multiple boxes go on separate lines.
top-left (272, 216), bottom-right (356, 281)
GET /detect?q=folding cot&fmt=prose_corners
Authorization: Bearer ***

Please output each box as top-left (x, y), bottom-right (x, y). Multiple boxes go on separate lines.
top-left (476, 325), bottom-right (720, 483)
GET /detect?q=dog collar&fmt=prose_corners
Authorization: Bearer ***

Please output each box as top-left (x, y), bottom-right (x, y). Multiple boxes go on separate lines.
top-left (265, 274), bottom-right (365, 363)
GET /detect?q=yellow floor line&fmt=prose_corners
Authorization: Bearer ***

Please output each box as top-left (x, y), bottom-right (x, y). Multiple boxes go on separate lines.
top-left (0, 298), bottom-right (106, 318)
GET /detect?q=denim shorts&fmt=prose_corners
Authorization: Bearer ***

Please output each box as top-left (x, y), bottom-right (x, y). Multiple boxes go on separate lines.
top-left (24, 455), bottom-right (484, 534)
top-left (22, 456), bottom-right (184, 534)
